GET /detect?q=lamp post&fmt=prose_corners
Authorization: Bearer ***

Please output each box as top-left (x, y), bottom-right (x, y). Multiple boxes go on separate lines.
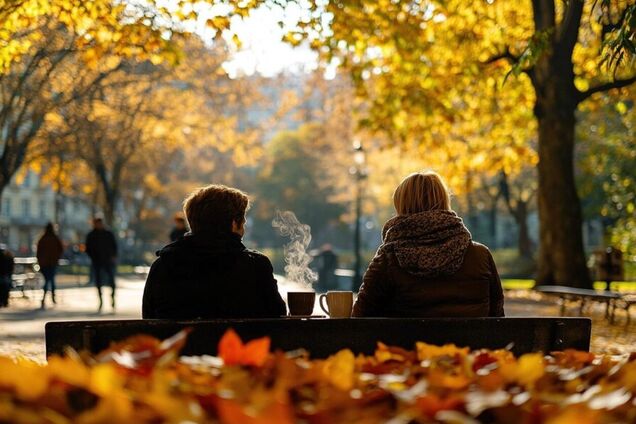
top-left (350, 139), bottom-right (367, 292)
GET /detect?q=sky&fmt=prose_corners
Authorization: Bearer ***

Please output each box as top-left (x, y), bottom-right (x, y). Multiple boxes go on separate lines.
top-left (177, 2), bottom-right (320, 78)
top-left (222, 7), bottom-right (319, 78)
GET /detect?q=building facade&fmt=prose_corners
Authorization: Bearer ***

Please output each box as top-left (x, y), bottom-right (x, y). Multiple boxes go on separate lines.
top-left (0, 171), bottom-right (92, 255)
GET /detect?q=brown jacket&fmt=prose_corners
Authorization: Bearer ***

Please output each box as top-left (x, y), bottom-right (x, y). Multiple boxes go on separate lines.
top-left (36, 233), bottom-right (64, 268)
top-left (352, 211), bottom-right (504, 318)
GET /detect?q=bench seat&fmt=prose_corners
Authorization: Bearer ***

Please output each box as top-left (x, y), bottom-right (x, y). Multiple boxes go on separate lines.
top-left (45, 317), bottom-right (591, 358)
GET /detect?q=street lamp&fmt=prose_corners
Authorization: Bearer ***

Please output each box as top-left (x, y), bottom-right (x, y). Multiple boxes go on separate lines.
top-left (350, 139), bottom-right (367, 292)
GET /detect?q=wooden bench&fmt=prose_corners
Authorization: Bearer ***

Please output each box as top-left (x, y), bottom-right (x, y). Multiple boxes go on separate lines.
top-left (535, 285), bottom-right (622, 322)
top-left (45, 317), bottom-right (591, 358)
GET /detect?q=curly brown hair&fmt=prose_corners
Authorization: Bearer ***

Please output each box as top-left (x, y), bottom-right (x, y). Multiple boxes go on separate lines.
top-left (183, 185), bottom-right (250, 234)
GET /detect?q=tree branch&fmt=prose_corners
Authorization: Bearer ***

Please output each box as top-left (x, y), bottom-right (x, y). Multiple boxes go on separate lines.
top-left (532, 0), bottom-right (556, 31)
top-left (577, 75), bottom-right (636, 102)
top-left (483, 48), bottom-right (519, 64)
top-left (556, 0), bottom-right (583, 57)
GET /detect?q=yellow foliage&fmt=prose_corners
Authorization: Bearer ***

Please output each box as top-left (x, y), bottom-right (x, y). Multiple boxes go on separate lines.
top-left (321, 349), bottom-right (356, 391)
top-left (416, 342), bottom-right (470, 361)
top-left (498, 352), bottom-right (545, 387)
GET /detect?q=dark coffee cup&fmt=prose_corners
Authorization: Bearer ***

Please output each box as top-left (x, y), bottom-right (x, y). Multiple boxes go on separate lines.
top-left (287, 292), bottom-right (316, 316)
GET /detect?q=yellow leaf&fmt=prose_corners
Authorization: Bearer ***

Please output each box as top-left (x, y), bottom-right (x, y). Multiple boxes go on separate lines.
top-left (322, 349), bottom-right (355, 390)
top-left (416, 342), bottom-right (469, 360)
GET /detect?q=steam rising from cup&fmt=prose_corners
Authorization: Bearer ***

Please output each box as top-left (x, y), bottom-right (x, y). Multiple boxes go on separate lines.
top-left (272, 210), bottom-right (317, 288)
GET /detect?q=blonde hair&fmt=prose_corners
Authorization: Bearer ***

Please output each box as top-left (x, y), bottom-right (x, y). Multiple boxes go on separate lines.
top-left (183, 184), bottom-right (250, 233)
top-left (393, 171), bottom-right (451, 215)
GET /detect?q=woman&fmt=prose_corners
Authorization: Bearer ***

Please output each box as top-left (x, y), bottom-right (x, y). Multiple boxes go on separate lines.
top-left (36, 222), bottom-right (64, 308)
top-left (353, 171), bottom-right (504, 317)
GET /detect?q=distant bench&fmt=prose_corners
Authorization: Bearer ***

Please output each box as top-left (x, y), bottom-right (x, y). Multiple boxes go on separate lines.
top-left (535, 285), bottom-right (625, 323)
top-left (46, 317), bottom-right (591, 358)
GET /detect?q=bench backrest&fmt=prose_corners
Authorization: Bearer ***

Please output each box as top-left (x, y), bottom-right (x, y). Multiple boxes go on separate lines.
top-left (45, 317), bottom-right (591, 358)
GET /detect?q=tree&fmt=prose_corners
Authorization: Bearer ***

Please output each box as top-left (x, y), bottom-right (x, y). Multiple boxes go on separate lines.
top-left (251, 123), bottom-right (347, 246)
top-left (0, 0), bottom-right (262, 213)
top-left (499, 170), bottom-right (538, 259)
top-left (577, 88), bottom-right (636, 257)
top-left (291, 0), bottom-right (636, 288)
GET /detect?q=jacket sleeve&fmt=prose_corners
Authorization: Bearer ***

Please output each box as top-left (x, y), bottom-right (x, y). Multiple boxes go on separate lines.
top-left (352, 253), bottom-right (392, 317)
top-left (142, 260), bottom-right (163, 319)
top-left (110, 232), bottom-right (118, 258)
top-left (256, 256), bottom-right (287, 317)
top-left (85, 233), bottom-right (94, 260)
top-left (56, 237), bottom-right (64, 261)
top-left (486, 251), bottom-right (505, 317)
top-left (36, 239), bottom-right (44, 264)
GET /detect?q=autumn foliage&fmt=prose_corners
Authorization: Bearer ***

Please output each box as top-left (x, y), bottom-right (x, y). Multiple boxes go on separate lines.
top-left (0, 329), bottom-right (635, 423)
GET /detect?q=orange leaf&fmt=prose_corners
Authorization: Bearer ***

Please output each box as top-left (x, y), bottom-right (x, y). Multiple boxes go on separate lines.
top-left (218, 329), bottom-right (245, 366)
top-left (218, 329), bottom-right (270, 367)
top-left (242, 337), bottom-right (271, 367)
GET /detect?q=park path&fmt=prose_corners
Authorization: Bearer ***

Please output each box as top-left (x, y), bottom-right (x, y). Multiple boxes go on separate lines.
top-left (0, 277), bottom-right (633, 362)
top-left (0, 274), bottom-right (309, 362)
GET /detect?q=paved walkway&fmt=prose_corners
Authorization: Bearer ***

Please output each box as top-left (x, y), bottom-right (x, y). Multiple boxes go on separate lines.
top-left (1, 278), bottom-right (633, 362)
top-left (0, 274), bottom-right (311, 362)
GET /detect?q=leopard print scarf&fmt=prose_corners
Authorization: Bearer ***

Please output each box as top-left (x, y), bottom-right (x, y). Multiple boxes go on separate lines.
top-left (379, 210), bottom-right (472, 277)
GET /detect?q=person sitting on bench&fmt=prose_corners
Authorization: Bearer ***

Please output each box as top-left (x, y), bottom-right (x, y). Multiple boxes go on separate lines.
top-left (353, 171), bottom-right (505, 318)
top-left (142, 184), bottom-right (286, 319)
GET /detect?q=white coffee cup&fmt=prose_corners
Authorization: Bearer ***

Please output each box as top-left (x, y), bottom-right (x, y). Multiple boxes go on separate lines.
top-left (319, 291), bottom-right (353, 318)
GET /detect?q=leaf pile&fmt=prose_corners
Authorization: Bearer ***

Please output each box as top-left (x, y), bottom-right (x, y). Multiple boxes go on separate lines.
top-left (0, 329), bottom-right (635, 423)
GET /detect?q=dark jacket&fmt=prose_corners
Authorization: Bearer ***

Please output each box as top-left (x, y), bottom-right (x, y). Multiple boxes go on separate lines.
top-left (37, 232), bottom-right (64, 268)
top-left (170, 227), bottom-right (188, 242)
top-left (85, 229), bottom-right (117, 266)
top-left (353, 210), bottom-right (504, 318)
top-left (0, 248), bottom-right (14, 277)
top-left (142, 231), bottom-right (286, 319)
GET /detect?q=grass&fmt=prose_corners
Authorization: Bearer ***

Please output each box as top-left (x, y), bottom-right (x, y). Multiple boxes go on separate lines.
top-left (502, 279), bottom-right (636, 292)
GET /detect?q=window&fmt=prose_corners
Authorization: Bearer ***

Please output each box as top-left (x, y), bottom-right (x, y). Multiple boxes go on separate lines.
top-left (1, 198), bottom-right (11, 217)
top-left (39, 200), bottom-right (48, 219)
top-left (22, 199), bottom-right (30, 218)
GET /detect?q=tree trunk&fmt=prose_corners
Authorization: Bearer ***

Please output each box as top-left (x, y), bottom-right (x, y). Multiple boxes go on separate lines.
top-left (488, 199), bottom-right (497, 246)
top-left (515, 201), bottom-right (532, 259)
top-left (0, 177), bottom-right (7, 215)
top-left (534, 97), bottom-right (591, 288)
top-left (103, 189), bottom-right (118, 229)
top-left (529, 0), bottom-right (591, 288)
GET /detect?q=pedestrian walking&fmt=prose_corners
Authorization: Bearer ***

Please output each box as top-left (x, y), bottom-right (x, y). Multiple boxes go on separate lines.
top-left (36, 223), bottom-right (64, 308)
top-left (85, 217), bottom-right (117, 312)
top-left (0, 244), bottom-right (14, 307)
top-left (169, 214), bottom-right (188, 242)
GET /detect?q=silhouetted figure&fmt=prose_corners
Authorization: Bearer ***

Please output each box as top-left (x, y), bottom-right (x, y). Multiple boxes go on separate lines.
top-left (85, 218), bottom-right (117, 312)
top-left (0, 244), bottom-right (14, 308)
top-left (316, 244), bottom-right (339, 292)
top-left (170, 214), bottom-right (188, 242)
top-left (143, 184), bottom-right (286, 319)
top-left (36, 222), bottom-right (64, 308)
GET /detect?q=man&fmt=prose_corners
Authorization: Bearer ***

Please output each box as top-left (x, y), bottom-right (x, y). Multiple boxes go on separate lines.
top-left (169, 214), bottom-right (188, 242)
top-left (142, 184), bottom-right (286, 319)
top-left (85, 217), bottom-right (117, 312)
top-left (0, 244), bottom-right (14, 307)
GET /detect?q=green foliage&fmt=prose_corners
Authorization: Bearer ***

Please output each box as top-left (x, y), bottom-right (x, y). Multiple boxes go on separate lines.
top-left (249, 123), bottom-right (346, 246)
top-left (597, 2), bottom-right (636, 74)
top-left (491, 248), bottom-right (537, 279)
top-left (577, 92), bottom-right (636, 257)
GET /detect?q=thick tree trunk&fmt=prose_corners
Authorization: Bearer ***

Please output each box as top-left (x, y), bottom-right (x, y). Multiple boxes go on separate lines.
top-left (535, 103), bottom-right (591, 288)
top-left (530, 0), bottom-right (591, 288)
